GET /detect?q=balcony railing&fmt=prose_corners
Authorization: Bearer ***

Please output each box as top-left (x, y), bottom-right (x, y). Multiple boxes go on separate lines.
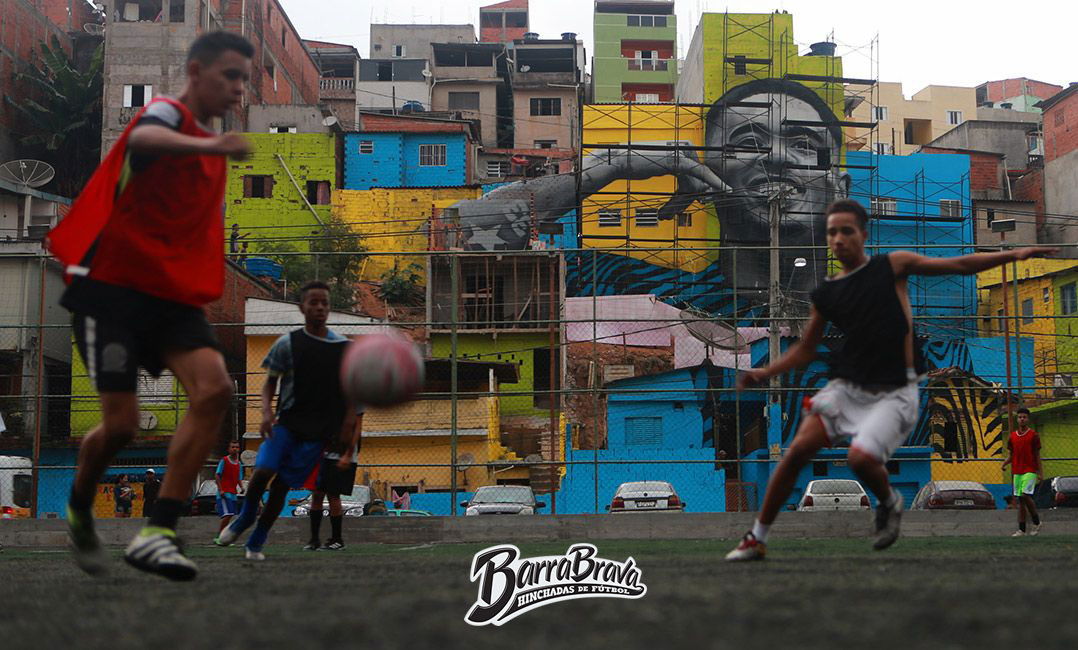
top-left (627, 58), bottom-right (670, 72)
top-left (320, 77), bottom-right (355, 91)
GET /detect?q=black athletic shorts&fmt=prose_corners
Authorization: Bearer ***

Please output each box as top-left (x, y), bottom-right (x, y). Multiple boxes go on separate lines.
top-left (72, 296), bottom-right (219, 393)
top-left (317, 457), bottom-right (358, 496)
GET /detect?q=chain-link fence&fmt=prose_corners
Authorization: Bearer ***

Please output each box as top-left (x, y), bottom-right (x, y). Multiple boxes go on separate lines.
top-left (3, 243), bottom-right (1078, 519)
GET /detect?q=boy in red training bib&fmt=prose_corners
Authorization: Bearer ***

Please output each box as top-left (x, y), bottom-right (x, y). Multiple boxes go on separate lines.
top-left (48, 32), bottom-right (253, 581)
top-left (1002, 407), bottom-right (1042, 536)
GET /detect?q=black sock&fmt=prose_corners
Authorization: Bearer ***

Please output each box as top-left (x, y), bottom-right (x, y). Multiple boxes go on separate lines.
top-left (1019, 521), bottom-right (1027, 532)
top-left (69, 487), bottom-right (93, 513)
top-left (148, 498), bottom-right (183, 531)
top-left (330, 515), bottom-right (343, 542)
top-left (309, 510), bottom-right (323, 541)
top-left (1032, 514), bottom-right (1040, 526)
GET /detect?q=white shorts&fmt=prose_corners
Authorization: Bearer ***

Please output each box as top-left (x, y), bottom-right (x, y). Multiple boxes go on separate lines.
top-left (805, 370), bottom-right (920, 463)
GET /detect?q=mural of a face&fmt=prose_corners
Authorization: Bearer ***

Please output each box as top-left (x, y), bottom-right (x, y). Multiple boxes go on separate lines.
top-left (705, 85), bottom-right (849, 295)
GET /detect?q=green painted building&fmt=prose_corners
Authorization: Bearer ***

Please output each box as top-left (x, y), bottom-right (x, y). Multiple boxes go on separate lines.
top-left (225, 133), bottom-right (338, 252)
top-left (592, 0), bottom-right (677, 103)
top-left (1030, 400), bottom-right (1078, 477)
top-left (1054, 267), bottom-right (1078, 386)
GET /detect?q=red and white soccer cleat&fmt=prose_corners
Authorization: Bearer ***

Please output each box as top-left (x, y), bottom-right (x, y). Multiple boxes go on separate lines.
top-left (725, 532), bottom-right (767, 562)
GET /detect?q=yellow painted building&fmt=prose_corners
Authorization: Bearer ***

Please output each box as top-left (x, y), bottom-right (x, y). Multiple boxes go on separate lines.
top-left (332, 187), bottom-right (482, 282)
top-left (977, 259), bottom-right (1078, 395)
top-left (581, 104), bottom-right (719, 272)
top-left (848, 82), bottom-right (978, 155)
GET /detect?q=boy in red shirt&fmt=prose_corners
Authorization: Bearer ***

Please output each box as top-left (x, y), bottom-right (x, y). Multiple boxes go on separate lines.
top-left (48, 32), bottom-right (253, 580)
top-left (1002, 407), bottom-right (1042, 536)
top-left (215, 440), bottom-right (244, 534)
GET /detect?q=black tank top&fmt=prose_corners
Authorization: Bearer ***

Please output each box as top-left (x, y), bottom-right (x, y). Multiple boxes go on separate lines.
top-left (809, 254), bottom-right (924, 387)
top-left (277, 329), bottom-right (349, 442)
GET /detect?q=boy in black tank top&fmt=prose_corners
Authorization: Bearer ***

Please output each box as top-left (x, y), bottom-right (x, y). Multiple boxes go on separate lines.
top-left (215, 282), bottom-right (362, 560)
top-left (726, 199), bottom-right (1058, 561)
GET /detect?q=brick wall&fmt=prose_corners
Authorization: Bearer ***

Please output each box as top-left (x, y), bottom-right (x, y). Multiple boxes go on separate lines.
top-left (1013, 168), bottom-right (1044, 230)
top-left (1043, 91), bottom-right (1078, 164)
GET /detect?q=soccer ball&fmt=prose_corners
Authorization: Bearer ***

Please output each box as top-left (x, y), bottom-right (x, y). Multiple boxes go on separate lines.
top-left (340, 331), bottom-right (424, 406)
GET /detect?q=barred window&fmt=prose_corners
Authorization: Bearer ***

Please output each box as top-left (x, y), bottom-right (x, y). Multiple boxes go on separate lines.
top-left (419, 144), bottom-right (447, 166)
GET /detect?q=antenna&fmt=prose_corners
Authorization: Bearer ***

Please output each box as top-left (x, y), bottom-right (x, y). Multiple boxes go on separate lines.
top-left (0, 159), bottom-right (55, 188)
top-left (679, 307), bottom-right (747, 351)
top-left (83, 23), bottom-right (105, 35)
top-left (458, 452), bottom-right (476, 467)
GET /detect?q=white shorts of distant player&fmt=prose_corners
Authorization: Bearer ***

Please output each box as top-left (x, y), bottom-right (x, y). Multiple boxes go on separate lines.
top-left (805, 369), bottom-right (920, 463)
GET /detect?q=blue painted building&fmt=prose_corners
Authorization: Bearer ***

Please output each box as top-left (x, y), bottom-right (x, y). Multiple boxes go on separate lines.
top-left (848, 151), bottom-right (976, 339)
top-left (344, 113), bottom-right (478, 190)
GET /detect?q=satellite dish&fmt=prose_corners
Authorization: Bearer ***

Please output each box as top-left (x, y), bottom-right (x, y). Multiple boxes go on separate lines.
top-left (458, 452), bottom-right (476, 467)
top-left (520, 65), bottom-right (531, 72)
top-left (679, 307), bottom-right (747, 351)
top-left (322, 115), bottom-right (339, 127)
top-left (240, 450), bottom-right (258, 467)
top-left (0, 159), bottom-right (55, 188)
top-left (83, 23), bottom-right (105, 35)
top-left (420, 69), bottom-right (432, 78)
top-left (523, 454), bottom-right (543, 464)
top-left (138, 411), bottom-right (158, 431)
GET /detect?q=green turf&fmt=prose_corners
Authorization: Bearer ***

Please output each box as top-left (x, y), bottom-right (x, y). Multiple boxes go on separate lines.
top-left (2, 536), bottom-right (1076, 649)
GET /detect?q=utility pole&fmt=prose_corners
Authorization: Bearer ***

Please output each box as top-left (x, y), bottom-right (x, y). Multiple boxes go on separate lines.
top-left (992, 219), bottom-right (1018, 434)
top-left (768, 189), bottom-right (792, 403)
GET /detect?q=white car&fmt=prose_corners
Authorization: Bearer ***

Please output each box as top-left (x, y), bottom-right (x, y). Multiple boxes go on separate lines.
top-left (607, 481), bottom-right (685, 513)
top-left (461, 485), bottom-right (545, 515)
top-left (293, 484), bottom-right (374, 517)
top-left (797, 479), bottom-right (870, 511)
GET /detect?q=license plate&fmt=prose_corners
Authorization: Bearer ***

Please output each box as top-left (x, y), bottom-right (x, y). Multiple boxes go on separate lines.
top-left (955, 499), bottom-right (974, 506)
top-left (634, 501), bottom-right (656, 508)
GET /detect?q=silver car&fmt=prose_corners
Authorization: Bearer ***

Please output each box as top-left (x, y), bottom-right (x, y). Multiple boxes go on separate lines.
top-left (461, 485), bottom-right (545, 515)
top-left (797, 479), bottom-right (870, 511)
top-left (293, 484), bottom-right (373, 517)
top-left (607, 481), bottom-right (685, 513)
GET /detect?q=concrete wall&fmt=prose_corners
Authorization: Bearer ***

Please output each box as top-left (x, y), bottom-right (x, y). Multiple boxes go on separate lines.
top-left (674, 21), bottom-right (704, 103)
top-left (976, 107), bottom-right (1043, 123)
top-left (246, 105), bottom-right (330, 133)
top-left (369, 24), bottom-right (476, 60)
top-left (1043, 149), bottom-right (1078, 250)
top-left (431, 82), bottom-right (500, 148)
top-left (225, 133), bottom-right (337, 250)
top-left (925, 121), bottom-right (1039, 171)
top-left (356, 81), bottom-right (431, 110)
top-left (972, 200), bottom-right (1037, 249)
top-left (512, 87), bottom-right (577, 150)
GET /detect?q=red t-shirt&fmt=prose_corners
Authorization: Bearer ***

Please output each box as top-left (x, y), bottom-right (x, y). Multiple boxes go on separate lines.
top-left (1008, 429), bottom-right (1041, 475)
top-left (216, 456), bottom-right (242, 495)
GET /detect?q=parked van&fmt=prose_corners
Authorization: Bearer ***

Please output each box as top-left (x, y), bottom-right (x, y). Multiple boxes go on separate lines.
top-left (0, 456), bottom-right (32, 518)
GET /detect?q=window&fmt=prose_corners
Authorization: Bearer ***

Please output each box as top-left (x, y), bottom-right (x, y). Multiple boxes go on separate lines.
top-left (627, 15), bottom-right (640, 26)
top-left (243, 175), bottom-right (274, 199)
top-left (376, 61), bottom-right (393, 81)
top-left (534, 140), bottom-right (557, 149)
top-left (533, 348), bottom-right (559, 409)
top-left (627, 15), bottom-right (666, 27)
top-left (1062, 283), bottom-right (1077, 315)
top-left (169, 0), bottom-right (185, 23)
top-left (486, 161), bottom-right (509, 177)
top-left (393, 44), bottom-right (406, 58)
top-left (506, 12), bottom-right (528, 28)
top-left (13, 474), bottom-right (31, 508)
top-left (1028, 134), bottom-right (1041, 152)
top-left (885, 461), bottom-right (901, 475)
top-left (997, 309), bottom-right (1006, 333)
top-left (874, 142), bottom-right (893, 155)
top-left (598, 210), bottom-right (622, 227)
top-left (1044, 287), bottom-right (1051, 304)
top-left (281, 28), bottom-right (287, 49)
top-left (1055, 111), bottom-right (1065, 127)
top-left (1022, 298), bottom-right (1034, 325)
top-left (985, 208), bottom-right (995, 228)
top-left (480, 12), bottom-right (501, 27)
top-left (530, 98), bottom-right (561, 116)
top-left (871, 197), bottom-right (897, 216)
top-left (947, 110), bottom-right (963, 125)
top-left (122, 84), bottom-right (152, 108)
top-left (306, 180), bottom-right (331, 206)
top-left (624, 417), bottom-right (662, 446)
top-left (447, 92), bottom-right (480, 111)
top-left (269, 125), bottom-right (296, 134)
top-left (419, 144), bottom-right (447, 166)
top-left (732, 55), bottom-right (747, 75)
top-left (634, 93), bottom-right (660, 103)
top-left (812, 461), bottom-right (828, 477)
top-left (873, 106), bottom-right (888, 121)
top-left (635, 209), bottom-right (658, 227)
top-left (939, 199), bottom-right (962, 218)
top-left (676, 212), bottom-right (692, 227)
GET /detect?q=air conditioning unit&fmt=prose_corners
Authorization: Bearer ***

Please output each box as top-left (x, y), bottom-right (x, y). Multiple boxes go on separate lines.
top-left (1052, 374), bottom-right (1076, 399)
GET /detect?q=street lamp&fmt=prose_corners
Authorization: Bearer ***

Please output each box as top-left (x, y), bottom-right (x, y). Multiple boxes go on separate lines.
top-left (991, 218), bottom-right (1018, 433)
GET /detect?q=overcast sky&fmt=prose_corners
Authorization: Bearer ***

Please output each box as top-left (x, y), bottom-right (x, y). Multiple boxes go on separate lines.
top-left (280, 0), bottom-right (1073, 96)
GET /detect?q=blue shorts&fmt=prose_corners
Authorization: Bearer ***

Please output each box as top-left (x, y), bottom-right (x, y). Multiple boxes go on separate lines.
top-left (254, 424), bottom-right (325, 488)
top-left (217, 493), bottom-right (238, 517)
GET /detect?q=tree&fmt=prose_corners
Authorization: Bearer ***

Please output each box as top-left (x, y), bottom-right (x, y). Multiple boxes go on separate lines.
top-left (378, 262), bottom-right (424, 305)
top-left (5, 36), bottom-right (104, 196)
top-left (255, 215), bottom-right (366, 310)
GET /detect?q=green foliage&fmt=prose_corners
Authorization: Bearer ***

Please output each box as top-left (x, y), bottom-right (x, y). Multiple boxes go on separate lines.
top-left (254, 215), bottom-right (366, 310)
top-left (4, 37), bottom-right (103, 196)
top-left (378, 263), bottom-right (423, 305)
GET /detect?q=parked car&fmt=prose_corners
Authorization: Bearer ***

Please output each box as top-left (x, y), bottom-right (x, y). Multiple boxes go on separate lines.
top-left (185, 479), bottom-right (248, 517)
top-left (797, 479), bottom-right (871, 511)
top-left (607, 481), bottom-right (685, 513)
top-left (461, 485), bottom-right (544, 515)
top-left (1048, 476), bottom-right (1078, 508)
top-left (0, 456), bottom-right (32, 519)
top-left (292, 484), bottom-right (375, 517)
top-left (911, 480), bottom-right (995, 510)
top-left (374, 509), bottom-right (433, 517)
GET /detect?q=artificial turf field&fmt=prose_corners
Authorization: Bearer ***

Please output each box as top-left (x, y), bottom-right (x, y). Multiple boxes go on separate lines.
top-left (2, 536), bottom-right (1076, 650)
